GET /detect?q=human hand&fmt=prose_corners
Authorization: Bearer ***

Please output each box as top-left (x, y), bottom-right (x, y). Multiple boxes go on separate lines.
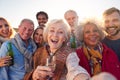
top-left (0, 56), bottom-right (12, 67)
top-left (32, 66), bottom-right (53, 80)
top-left (74, 73), bottom-right (90, 80)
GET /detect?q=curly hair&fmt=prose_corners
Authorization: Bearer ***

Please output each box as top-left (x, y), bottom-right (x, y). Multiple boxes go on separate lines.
top-left (36, 11), bottom-right (48, 20)
top-left (74, 18), bottom-right (105, 42)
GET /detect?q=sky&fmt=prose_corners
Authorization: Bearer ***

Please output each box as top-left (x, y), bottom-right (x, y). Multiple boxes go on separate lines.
top-left (0, 0), bottom-right (120, 28)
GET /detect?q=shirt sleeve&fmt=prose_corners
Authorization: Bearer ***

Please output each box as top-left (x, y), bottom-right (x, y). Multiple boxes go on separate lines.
top-left (66, 52), bottom-right (89, 80)
top-left (0, 42), bottom-right (9, 57)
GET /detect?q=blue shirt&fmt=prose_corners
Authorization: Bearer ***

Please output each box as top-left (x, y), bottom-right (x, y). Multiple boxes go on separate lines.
top-left (0, 41), bottom-right (32, 80)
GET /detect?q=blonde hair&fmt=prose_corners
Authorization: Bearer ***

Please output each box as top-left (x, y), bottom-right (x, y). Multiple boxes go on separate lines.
top-left (75, 18), bottom-right (105, 42)
top-left (43, 19), bottom-right (71, 43)
top-left (0, 17), bottom-right (16, 38)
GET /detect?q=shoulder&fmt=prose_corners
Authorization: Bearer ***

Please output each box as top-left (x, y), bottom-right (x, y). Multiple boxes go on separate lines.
top-left (1, 41), bottom-right (9, 47)
top-left (36, 47), bottom-right (44, 51)
top-left (102, 37), bottom-right (110, 42)
top-left (76, 46), bottom-right (83, 54)
top-left (34, 47), bottom-right (45, 55)
top-left (62, 46), bottom-right (75, 55)
top-left (102, 44), bottom-right (119, 60)
top-left (102, 43), bottom-right (114, 53)
top-left (0, 41), bottom-right (10, 57)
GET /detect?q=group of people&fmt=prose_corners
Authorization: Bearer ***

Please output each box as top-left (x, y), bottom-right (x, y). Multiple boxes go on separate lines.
top-left (0, 7), bottom-right (120, 80)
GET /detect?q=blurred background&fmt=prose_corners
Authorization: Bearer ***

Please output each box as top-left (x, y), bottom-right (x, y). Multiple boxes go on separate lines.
top-left (0, 0), bottom-right (120, 30)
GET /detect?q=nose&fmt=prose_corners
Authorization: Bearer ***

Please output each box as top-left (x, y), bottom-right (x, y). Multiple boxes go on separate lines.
top-left (37, 35), bottom-right (41, 40)
top-left (53, 32), bottom-right (58, 37)
top-left (2, 25), bottom-right (8, 31)
top-left (89, 31), bottom-right (95, 35)
top-left (108, 21), bottom-right (114, 27)
top-left (24, 29), bottom-right (29, 34)
top-left (69, 18), bottom-right (74, 23)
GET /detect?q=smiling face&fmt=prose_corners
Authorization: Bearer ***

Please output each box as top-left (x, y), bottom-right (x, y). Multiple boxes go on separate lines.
top-left (64, 10), bottom-right (78, 33)
top-left (18, 20), bottom-right (34, 41)
top-left (83, 23), bottom-right (100, 48)
top-left (0, 19), bottom-right (10, 38)
top-left (103, 12), bottom-right (120, 36)
top-left (33, 28), bottom-right (43, 44)
top-left (47, 23), bottom-right (66, 53)
top-left (37, 14), bottom-right (48, 26)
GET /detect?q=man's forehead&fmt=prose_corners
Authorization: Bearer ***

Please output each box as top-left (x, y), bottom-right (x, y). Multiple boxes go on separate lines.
top-left (20, 23), bottom-right (34, 28)
top-left (66, 12), bottom-right (76, 17)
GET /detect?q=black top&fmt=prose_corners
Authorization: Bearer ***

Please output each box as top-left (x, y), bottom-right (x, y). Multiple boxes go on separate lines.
top-left (102, 37), bottom-right (120, 61)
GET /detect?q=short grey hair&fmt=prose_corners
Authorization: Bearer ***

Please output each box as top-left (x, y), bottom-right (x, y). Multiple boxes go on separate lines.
top-left (43, 19), bottom-right (71, 43)
top-left (64, 10), bottom-right (78, 19)
top-left (75, 18), bottom-right (105, 42)
top-left (19, 18), bottom-right (34, 28)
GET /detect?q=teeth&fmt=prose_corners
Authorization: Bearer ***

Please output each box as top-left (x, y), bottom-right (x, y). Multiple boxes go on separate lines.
top-left (51, 39), bottom-right (58, 43)
top-left (108, 28), bottom-right (115, 31)
top-left (3, 32), bottom-right (7, 34)
top-left (3, 33), bottom-right (7, 34)
top-left (90, 36), bottom-right (96, 41)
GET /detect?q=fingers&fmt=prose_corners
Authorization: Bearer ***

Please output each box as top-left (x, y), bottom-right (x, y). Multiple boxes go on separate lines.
top-left (1, 56), bottom-right (12, 61)
top-left (0, 56), bottom-right (12, 67)
top-left (0, 60), bottom-right (9, 67)
top-left (32, 66), bottom-right (53, 80)
top-left (37, 66), bottom-right (52, 72)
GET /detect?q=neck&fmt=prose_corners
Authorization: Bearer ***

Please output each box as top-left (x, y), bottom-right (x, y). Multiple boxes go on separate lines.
top-left (86, 42), bottom-right (101, 50)
top-left (86, 44), bottom-right (96, 49)
top-left (50, 48), bottom-right (58, 54)
top-left (23, 40), bottom-right (29, 47)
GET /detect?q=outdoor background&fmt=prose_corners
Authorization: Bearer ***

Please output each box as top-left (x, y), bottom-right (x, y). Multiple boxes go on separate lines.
top-left (0, 0), bottom-right (120, 28)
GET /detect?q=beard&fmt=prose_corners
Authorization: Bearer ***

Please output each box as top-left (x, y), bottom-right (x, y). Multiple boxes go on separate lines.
top-left (105, 25), bottom-right (120, 36)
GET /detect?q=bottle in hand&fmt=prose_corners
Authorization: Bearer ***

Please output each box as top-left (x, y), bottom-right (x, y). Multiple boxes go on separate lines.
top-left (7, 42), bottom-right (14, 66)
top-left (70, 33), bottom-right (76, 48)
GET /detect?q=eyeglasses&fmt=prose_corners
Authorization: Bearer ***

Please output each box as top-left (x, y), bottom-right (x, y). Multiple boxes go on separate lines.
top-left (0, 24), bottom-right (9, 28)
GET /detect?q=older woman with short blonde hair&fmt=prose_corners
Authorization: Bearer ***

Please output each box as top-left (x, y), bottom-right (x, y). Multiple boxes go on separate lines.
top-left (24, 19), bottom-right (90, 80)
top-left (43, 19), bottom-right (71, 43)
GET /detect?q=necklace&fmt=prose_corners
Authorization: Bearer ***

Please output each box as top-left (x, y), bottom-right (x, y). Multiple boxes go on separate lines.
top-left (46, 45), bottom-right (62, 63)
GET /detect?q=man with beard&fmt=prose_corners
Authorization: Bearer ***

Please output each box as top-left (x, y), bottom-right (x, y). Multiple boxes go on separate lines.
top-left (102, 7), bottom-right (120, 61)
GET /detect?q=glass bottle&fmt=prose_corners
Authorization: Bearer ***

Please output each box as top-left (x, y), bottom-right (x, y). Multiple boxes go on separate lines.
top-left (46, 54), bottom-right (56, 80)
top-left (7, 42), bottom-right (14, 66)
top-left (70, 33), bottom-right (76, 48)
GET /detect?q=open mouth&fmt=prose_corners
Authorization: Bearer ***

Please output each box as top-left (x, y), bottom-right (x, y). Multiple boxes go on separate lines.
top-left (90, 36), bottom-right (98, 42)
top-left (51, 39), bottom-right (58, 44)
top-left (106, 26), bottom-right (118, 31)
